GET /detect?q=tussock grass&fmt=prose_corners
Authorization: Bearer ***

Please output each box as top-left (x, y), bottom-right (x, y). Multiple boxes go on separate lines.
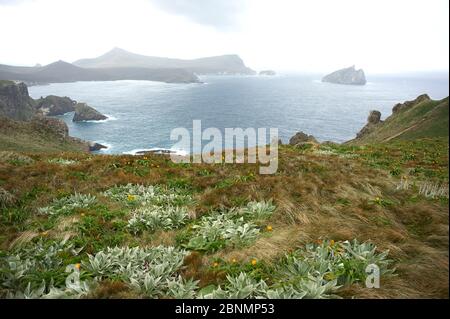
top-left (0, 187), bottom-right (16, 209)
top-left (0, 138), bottom-right (448, 298)
top-left (0, 151), bottom-right (34, 165)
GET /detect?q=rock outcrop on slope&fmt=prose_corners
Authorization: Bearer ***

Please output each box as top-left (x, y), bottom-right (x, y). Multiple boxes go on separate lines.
top-left (35, 95), bottom-right (77, 116)
top-left (0, 80), bottom-right (36, 121)
top-left (289, 131), bottom-right (319, 146)
top-left (347, 94), bottom-right (449, 145)
top-left (355, 110), bottom-right (383, 139)
top-left (73, 103), bottom-right (107, 122)
top-left (392, 94), bottom-right (431, 114)
top-left (322, 66), bottom-right (367, 85)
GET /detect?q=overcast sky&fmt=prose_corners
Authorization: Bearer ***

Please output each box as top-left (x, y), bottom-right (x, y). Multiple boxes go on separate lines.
top-left (0, 0), bottom-right (448, 73)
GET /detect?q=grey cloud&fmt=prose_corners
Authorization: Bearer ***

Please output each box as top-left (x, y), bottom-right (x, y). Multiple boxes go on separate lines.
top-left (150, 0), bottom-right (243, 30)
top-left (0, 0), bottom-right (33, 5)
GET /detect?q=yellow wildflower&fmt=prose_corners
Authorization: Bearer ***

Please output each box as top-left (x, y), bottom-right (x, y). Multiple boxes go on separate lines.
top-left (75, 263), bottom-right (81, 270)
top-left (127, 194), bottom-right (136, 201)
top-left (266, 225), bottom-right (273, 232)
top-left (251, 259), bottom-right (257, 266)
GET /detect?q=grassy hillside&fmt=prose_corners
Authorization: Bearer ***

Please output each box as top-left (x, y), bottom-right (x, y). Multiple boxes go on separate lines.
top-left (0, 139), bottom-right (448, 299)
top-left (349, 96), bottom-right (449, 145)
top-left (0, 117), bottom-right (88, 153)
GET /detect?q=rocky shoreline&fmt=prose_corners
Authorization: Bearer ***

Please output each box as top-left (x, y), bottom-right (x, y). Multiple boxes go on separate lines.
top-left (0, 80), bottom-right (107, 152)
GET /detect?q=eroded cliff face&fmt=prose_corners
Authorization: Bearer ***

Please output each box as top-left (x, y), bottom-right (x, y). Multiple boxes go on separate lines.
top-left (0, 81), bottom-right (36, 121)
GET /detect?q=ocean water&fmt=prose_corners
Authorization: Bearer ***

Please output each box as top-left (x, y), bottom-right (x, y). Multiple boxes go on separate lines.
top-left (28, 73), bottom-right (449, 154)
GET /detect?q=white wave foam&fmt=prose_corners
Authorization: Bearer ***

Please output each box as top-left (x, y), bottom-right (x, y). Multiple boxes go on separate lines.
top-left (83, 115), bottom-right (117, 123)
top-left (123, 148), bottom-right (188, 156)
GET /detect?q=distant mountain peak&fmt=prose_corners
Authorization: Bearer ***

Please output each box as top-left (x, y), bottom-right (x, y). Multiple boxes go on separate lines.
top-left (43, 60), bottom-right (79, 70)
top-left (106, 47), bottom-right (132, 55)
top-left (48, 60), bottom-right (71, 65)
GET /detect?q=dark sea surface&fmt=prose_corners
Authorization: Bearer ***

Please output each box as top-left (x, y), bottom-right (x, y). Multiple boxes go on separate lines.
top-left (29, 73), bottom-right (449, 154)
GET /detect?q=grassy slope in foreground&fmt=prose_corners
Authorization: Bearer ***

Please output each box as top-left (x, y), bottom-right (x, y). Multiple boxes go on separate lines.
top-left (348, 96), bottom-right (449, 145)
top-left (0, 138), bottom-right (448, 299)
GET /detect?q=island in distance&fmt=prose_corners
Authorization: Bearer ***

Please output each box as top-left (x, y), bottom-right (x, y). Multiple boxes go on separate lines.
top-left (322, 65), bottom-right (367, 85)
top-left (74, 47), bottom-right (256, 76)
top-left (0, 48), bottom-right (256, 85)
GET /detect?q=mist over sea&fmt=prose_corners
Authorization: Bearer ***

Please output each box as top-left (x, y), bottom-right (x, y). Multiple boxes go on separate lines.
top-left (29, 72), bottom-right (449, 154)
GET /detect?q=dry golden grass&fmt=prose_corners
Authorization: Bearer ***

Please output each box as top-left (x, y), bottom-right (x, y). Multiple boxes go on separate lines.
top-left (8, 231), bottom-right (39, 249)
top-left (214, 225), bottom-right (304, 263)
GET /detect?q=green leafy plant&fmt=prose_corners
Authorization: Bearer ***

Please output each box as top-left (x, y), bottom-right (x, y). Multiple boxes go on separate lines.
top-left (38, 193), bottom-right (96, 216)
top-left (201, 240), bottom-right (393, 299)
top-left (275, 239), bottom-right (394, 289)
top-left (0, 239), bottom-right (84, 298)
top-left (127, 205), bottom-right (189, 234)
top-left (183, 213), bottom-right (260, 252)
top-left (48, 158), bottom-right (77, 165)
top-left (181, 201), bottom-right (275, 252)
top-left (201, 272), bottom-right (269, 299)
top-left (240, 200), bottom-right (276, 220)
top-left (103, 184), bottom-right (192, 207)
top-left (83, 246), bottom-right (190, 298)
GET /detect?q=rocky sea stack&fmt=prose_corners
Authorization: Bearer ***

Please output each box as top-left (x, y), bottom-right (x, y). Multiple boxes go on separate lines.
top-left (322, 65), bottom-right (366, 85)
top-left (73, 103), bottom-right (107, 122)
